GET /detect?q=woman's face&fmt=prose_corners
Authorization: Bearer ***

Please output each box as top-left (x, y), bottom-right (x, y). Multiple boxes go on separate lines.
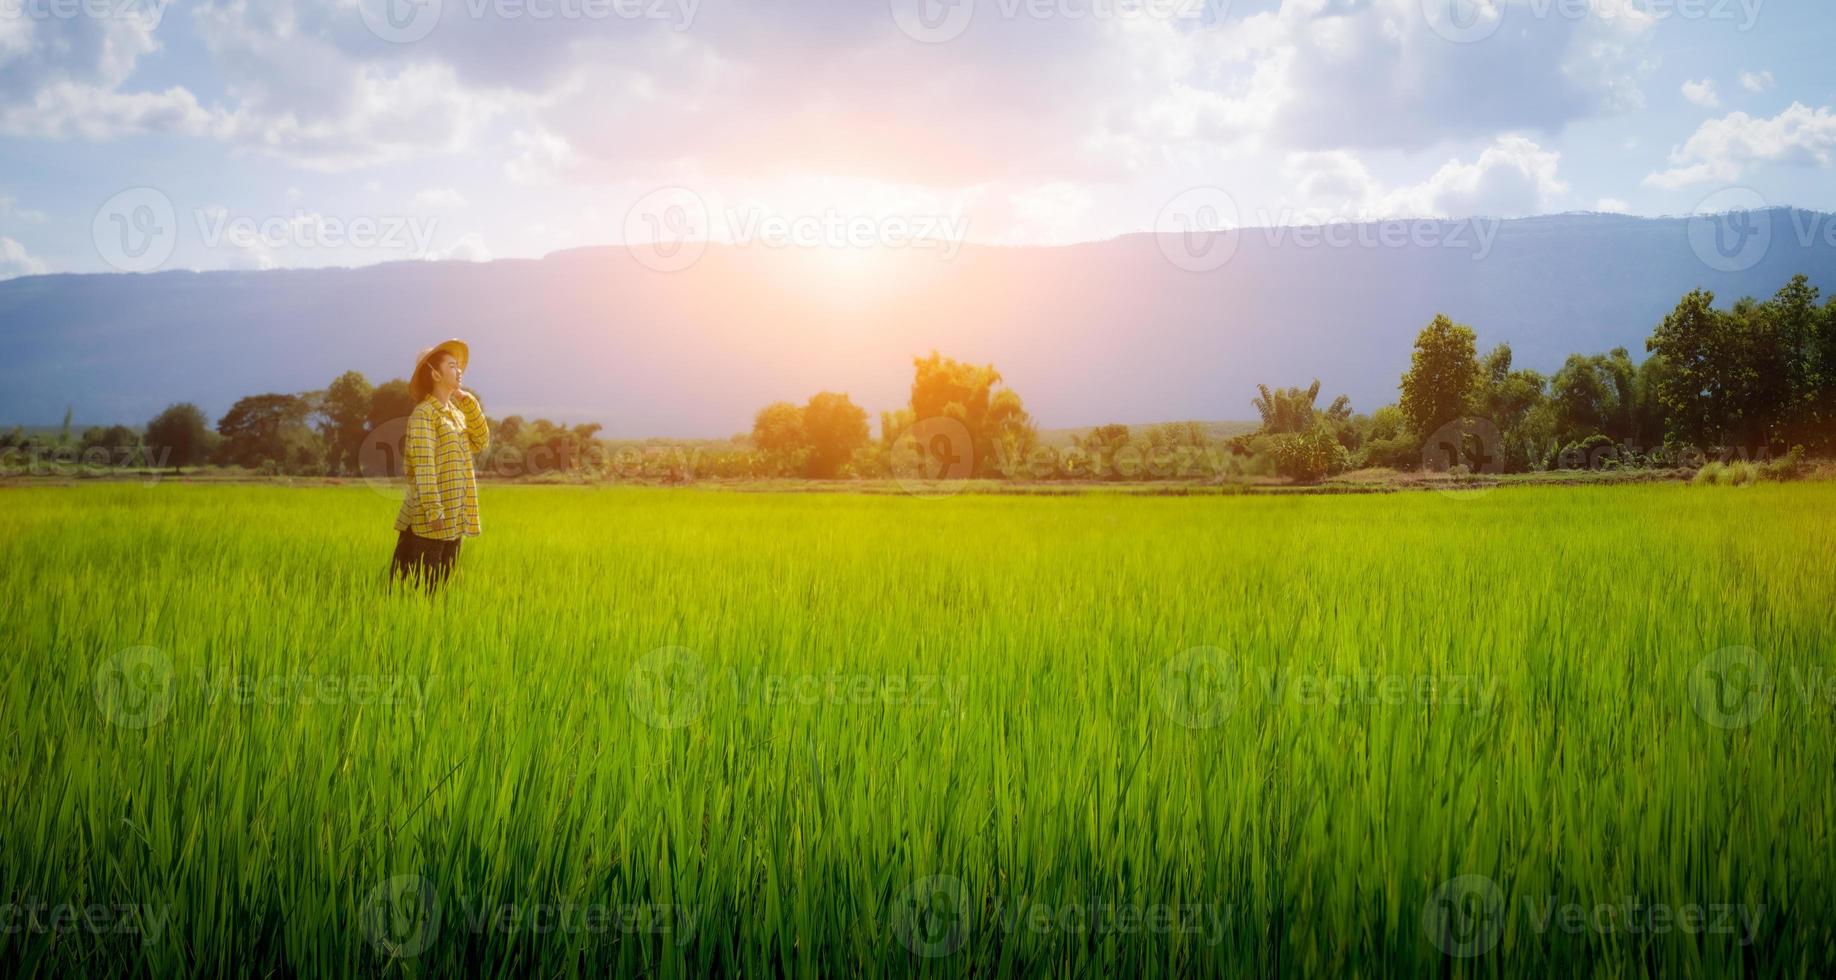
top-left (433, 353), bottom-right (462, 390)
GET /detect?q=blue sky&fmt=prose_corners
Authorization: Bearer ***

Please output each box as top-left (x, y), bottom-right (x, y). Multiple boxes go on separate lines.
top-left (1, 0), bottom-right (1833, 277)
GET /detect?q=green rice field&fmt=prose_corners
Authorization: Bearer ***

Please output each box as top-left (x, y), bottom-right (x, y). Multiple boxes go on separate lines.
top-left (3, 482), bottom-right (1834, 977)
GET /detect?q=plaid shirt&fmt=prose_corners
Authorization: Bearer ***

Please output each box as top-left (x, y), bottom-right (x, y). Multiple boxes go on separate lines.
top-left (395, 392), bottom-right (489, 541)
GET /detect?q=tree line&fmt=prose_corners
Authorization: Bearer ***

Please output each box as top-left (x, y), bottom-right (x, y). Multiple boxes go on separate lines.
top-left (3, 273), bottom-right (1831, 483)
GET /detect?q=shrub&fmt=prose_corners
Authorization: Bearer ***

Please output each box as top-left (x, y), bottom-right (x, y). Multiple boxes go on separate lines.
top-left (1762, 446), bottom-right (1807, 482)
top-left (1359, 433), bottom-right (1420, 471)
top-left (1271, 424), bottom-right (1351, 483)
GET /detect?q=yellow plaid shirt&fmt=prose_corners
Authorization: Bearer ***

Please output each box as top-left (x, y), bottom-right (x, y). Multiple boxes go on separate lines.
top-left (395, 392), bottom-right (489, 541)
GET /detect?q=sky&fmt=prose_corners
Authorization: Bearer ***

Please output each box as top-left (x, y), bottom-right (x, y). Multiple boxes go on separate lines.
top-left (1, 0), bottom-right (1833, 278)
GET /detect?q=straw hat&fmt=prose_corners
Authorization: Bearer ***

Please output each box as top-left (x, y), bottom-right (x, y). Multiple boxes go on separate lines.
top-left (410, 339), bottom-right (470, 401)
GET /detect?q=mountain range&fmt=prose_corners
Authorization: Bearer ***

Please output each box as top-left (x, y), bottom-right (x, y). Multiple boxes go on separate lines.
top-left (4, 209), bottom-right (1833, 438)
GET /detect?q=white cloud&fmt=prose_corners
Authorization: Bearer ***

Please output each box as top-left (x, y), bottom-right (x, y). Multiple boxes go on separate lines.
top-left (430, 232), bottom-right (492, 263)
top-left (0, 196), bottom-right (47, 223)
top-left (0, 237), bottom-right (47, 280)
top-left (1265, 0), bottom-right (1654, 150)
top-left (980, 182), bottom-right (1095, 246)
top-left (410, 188), bottom-right (469, 209)
top-left (1739, 70), bottom-right (1776, 93)
top-left (504, 128), bottom-right (578, 186)
top-left (221, 61), bottom-right (512, 171)
top-left (1681, 79), bottom-right (1720, 109)
top-left (1645, 102), bottom-right (1836, 189)
top-left (0, 4), bottom-right (230, 140)
top-left (0, 82), bottom-right (231, 140)
top-left (1595, 197), bottom-right (1631, 212)
top-left (1285, 136), bottom-right (1571, 221)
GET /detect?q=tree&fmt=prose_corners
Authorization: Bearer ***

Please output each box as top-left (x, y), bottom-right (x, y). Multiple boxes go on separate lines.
top-left (317, 370), bottom-right (374, 475)
top-left (1548, 348), bottom-right (1635, 445)
top-left (216, 394), bottom-right (318, 471)
top-left (1630, 353), bottom-right (1672, 450)
top-left (1270, 423), bottom-right (1349, 482)
top-left (1071, 424), bottom-right (1134, 480)
top-left (1252, 380), bottom-right (1324, 434)
top-left (906, 351), bottom-right (1036, 478)
top-left (1725, 295), bottom-right (1794, 452)
top-left (79, 425), bottom-right (139, 452)
top-left (1399, 315), bottom-right (1480, 440)
top-left (1646, 289), bottom-right (1733, 450)
top-left (498, 415), bottom-right (526, 446)
top-left (1770, 274), bottom-right (1820, 400)
top-left (1472, 344), bottom-right (1551, 472)
top-left (1813, 296), bottom-right (1836, 450)
top-left (748, 393), bottom-right (870, 478)
top-left (800, 392), bottom-right (869, 479)
top-left (750, 401), bottom-right (807, 476)
top-left (145, 403), bottom-right (212, 472)
top-left (367, 378), bottom-right (416, 432)
top-left (1078, 424), bottom-right (1131, 456)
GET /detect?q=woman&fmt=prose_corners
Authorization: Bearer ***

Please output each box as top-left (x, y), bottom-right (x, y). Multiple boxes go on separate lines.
top-left (390, 339), bottom-right (489, 590)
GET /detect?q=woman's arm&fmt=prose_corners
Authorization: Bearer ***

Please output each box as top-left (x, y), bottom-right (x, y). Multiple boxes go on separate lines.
top-left (456, 390), bottom-right (490, 456)
top-left (405, 406), bottom-right (444, 528)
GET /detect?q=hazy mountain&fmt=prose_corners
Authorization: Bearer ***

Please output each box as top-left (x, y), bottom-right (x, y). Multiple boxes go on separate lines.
top-left (4, 210), bottom-right (1833, 438)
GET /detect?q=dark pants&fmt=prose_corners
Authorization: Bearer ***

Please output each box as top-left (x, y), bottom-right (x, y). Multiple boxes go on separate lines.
top-left (390, 530), bottom-right (462, 591)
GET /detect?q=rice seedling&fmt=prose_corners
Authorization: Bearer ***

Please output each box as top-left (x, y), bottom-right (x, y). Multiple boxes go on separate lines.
top-left (2, 482), bottom-right (1832, 978)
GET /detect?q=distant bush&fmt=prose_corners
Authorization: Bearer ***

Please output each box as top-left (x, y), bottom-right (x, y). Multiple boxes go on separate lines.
top-left (1270, 424), bottom-right (1350, 483)
top-left (1763, 446), bottom-right (1808, 482)
top-left (1552, 434), bottom-right (1622, 471)
top-left (1693, 447), bottom-right (1807, 486)
top-left (1359, 434), bottom-right (1420, 471)
top-left (1693, 461), bottom-right (1758, 486)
